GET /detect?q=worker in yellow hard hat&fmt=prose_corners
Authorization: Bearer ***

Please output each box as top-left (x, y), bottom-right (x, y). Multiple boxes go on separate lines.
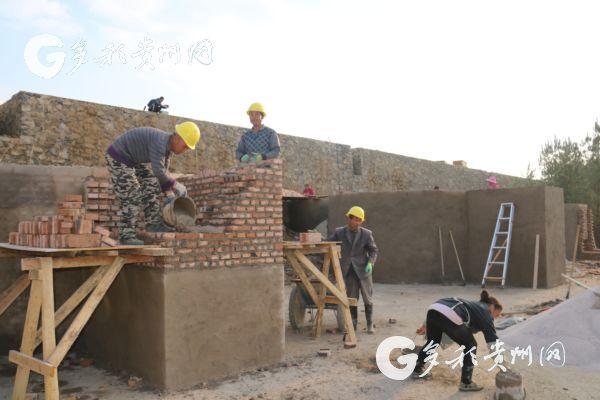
top-left (236, 102), bottom-right (281, 163)
top-left (328, 206), bottom-right (379, 334)
top-left (106, 121), bottom-right (201, 245)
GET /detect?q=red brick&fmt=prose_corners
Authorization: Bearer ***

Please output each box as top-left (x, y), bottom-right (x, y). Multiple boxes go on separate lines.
top-left (84, 212), bottom-right (100, 220)
top-left (65, 194), bottom-right (83, 202)
top-left (66, 234), bottom-right (101, 248)
top-left (77, 219), bottom-right (93, 234)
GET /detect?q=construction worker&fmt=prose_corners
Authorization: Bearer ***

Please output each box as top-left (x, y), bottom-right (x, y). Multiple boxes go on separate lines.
top-left (146, 96), bottom-right (169, 113)
top-left (328, 206), bottom-right (379, 334)
top-left (486, 175), bottom-right (500, 189)
top-left (105, 122), bottom-right (201, 245)
top-left (303, 183), bottom-right (316, 197)
top-left (411, 290), bottom-right (503, 392)
top-left (236, 102), bottom-right (280, 162)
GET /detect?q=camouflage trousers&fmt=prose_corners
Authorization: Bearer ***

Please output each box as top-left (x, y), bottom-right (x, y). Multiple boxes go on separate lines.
top-left (105, 153), bottom-right (162, 240)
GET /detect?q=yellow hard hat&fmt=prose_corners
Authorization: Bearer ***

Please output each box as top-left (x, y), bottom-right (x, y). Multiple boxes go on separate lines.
top-left (346, 206), bottom-right (365, 221)
top-left (175, 121), bottom-right (201, 149)
top-left (247, 102), bottom-right (266, 117)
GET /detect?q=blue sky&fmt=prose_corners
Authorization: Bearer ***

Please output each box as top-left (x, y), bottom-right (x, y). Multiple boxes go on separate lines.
top-left (3, 0), bottom-right (600, 178)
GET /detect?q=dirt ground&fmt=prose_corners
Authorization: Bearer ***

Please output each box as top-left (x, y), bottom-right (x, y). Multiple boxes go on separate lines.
top-left (1, 273), bottom-right (599, 400)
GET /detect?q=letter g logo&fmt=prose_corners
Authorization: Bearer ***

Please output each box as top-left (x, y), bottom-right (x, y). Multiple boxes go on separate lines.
top-left (24, 34), bottom-right (65, 79)
top-left (376, 336), bottom-right (418, 380)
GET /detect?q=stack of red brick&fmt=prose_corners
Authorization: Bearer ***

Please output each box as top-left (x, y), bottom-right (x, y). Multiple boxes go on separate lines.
top-left (84, 178), bottom-right (123, 237)
top-left (139, 159), bottom-right (284, 269)
top-left (8, 195), bottom-right (103, 248)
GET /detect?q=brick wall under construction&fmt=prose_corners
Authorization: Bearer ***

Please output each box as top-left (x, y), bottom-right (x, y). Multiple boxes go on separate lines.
top-left (140, 159), bottom-right (284, 268)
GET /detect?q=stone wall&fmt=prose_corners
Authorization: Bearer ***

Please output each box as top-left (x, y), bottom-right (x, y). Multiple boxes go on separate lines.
top-left (0, 91), bottom-right (528, 195)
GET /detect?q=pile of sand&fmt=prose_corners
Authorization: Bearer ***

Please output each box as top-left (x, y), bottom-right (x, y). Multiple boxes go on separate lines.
top-left (500, 288), bottom-right (600, 370)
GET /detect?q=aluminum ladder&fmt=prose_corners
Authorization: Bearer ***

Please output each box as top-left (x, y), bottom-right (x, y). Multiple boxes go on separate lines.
top-left (481, 202), bottom-right (515, 287)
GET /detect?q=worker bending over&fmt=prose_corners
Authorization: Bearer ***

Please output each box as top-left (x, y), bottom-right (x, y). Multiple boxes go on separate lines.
top-left (328, 206), bottom-right (379, 334)
top-left (236, 102), bottom-right (280, 162)
top-left (412, 290), bottom-right (503, 392)
top-left (106, 122), bottom-right (201, 245)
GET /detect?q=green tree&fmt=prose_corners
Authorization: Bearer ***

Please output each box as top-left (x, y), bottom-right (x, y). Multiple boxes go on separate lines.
top-left (539, 137), bottom-right (587, 203)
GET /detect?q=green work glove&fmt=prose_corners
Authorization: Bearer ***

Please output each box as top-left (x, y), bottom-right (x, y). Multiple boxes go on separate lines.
top-left (241, 154), bottom-right (250, 163)
top-left (252, 153), bottom-right (263, 162)
top-left (365, 262), bottom-right (373, 274)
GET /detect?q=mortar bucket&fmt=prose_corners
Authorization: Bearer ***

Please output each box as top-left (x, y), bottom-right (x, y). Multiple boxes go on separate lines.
top-left (163, 196), bottom-right (197, 227)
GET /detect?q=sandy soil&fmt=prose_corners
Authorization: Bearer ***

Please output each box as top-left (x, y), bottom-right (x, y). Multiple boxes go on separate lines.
top-left (1, 274), bottom-right (599, 400)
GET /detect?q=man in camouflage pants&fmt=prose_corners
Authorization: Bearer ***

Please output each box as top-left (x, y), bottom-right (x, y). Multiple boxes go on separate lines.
top-left (105, 121), bottom-right (201, 245)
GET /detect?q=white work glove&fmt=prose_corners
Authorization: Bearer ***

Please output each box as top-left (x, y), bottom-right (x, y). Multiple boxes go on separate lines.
top-left (172, 181), bottom-right (187, 197)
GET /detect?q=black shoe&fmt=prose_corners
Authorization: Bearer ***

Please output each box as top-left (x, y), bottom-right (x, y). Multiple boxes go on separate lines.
top-left (458, 366), bottom-right (481, 391)
top-left (459, 382), bottom-right (483, 391)
top-left (411, 364), bottom-right (432, 380)
top-left (145, 222), bottom-right (176, 233)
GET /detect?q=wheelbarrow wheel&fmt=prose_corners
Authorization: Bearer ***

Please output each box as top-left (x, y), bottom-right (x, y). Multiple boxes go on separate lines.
top-left (289, 285), bottom-right (308, 331)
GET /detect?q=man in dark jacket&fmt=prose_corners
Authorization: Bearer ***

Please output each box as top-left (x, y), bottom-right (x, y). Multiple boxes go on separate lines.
top-left (147, 96), bottom-right (169, 113)
top-left (328, 206), bottom-right (379, 334)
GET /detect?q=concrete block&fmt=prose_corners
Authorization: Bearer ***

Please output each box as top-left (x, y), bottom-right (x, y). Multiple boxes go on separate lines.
top-left (81, 264), bottom-right (284, 390)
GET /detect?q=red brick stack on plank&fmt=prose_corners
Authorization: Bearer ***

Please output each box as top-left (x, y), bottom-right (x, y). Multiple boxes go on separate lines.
top-left (84, 178), bottom-right (123, 238)
top-left (7, 194), bottom-right (104, 248)
top-left (139, 159), bottom-right (284, 269)
top-left (299, 232), bottom-right (322, 243)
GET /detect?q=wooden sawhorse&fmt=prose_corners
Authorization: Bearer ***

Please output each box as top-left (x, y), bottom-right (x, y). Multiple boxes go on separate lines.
top-left (0, 243), bottom-right (172, 400)
top-left (283, 241), bottom-right (357, 348)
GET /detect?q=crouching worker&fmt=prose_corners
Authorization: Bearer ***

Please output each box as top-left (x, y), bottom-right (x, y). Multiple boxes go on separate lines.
top-left (328, 206), bottom-right (379, 334)
top-left (412, 290), bottom-right (503, 392)
top-left (106, 122), bottom-right (201, 245)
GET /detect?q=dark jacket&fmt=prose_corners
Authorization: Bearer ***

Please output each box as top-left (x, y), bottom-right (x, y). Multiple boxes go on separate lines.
top-left (328, 226), bottom-right (378, 280)
top-left (436, 297), bottom-right (499, 344)
top-left (147, 98), bottom-right (166, 112)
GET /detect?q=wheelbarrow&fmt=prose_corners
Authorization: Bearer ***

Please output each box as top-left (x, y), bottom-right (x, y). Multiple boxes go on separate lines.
top-left (289, 277), bottom-right (345, 332)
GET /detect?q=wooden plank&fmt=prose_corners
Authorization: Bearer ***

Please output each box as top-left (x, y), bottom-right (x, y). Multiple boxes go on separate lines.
top-left (12, 276), bottom-right (42, 400)
top-left (120, 247), bottom-right (174, 256)
top-left (8, 351), bottom-right (56, 378)
top-left (328, 245), bottom-right (356, 347)
top-left (561, 273), bottom-right (600, 297)
top-left (282, 241), bottom-right (341, 249)
top-left (0, 243), bottom-right (159, 254)
top-left (48, 257), bottom-right (125, 366)
top-left (293, 251), bottom-right (348, 307)
top-left (566, 226), bottom-right (580, 299)
top-left (314, 253), bottom-right (331, 338)
top-left (284, 252), bottom-right (321, 307)
top-left (39, 259), bottom-right (60, 399)
top-left (21, 255), bottom-right (152, 270)
top-left (532, 234), bottom-right (540, 290)
top-left (324, 295), bottom-right (358, 306)
top-left (438, 226), bottom-right (445, 279)
top-left (0, 275), bottom-right (30, 317)
top-left (449, 230), bottom-right (466, 284)
top-left (34, 266), bottom-right (107, 348)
